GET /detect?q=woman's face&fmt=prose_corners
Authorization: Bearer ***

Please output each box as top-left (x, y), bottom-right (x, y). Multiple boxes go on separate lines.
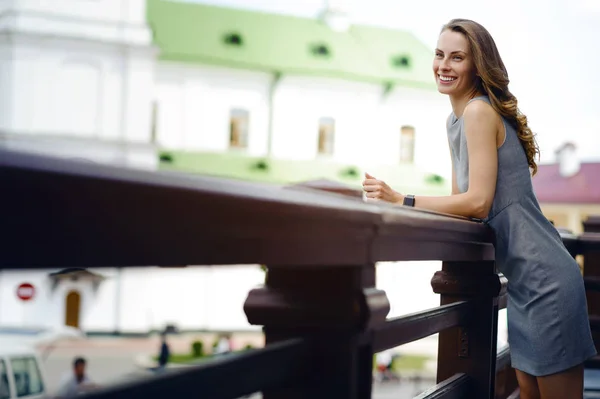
top-left (433, 29), bottom-right (477, 97)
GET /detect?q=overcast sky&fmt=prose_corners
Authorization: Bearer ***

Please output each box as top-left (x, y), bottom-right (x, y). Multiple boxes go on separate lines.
top-left (183, 0), bottom-right (600, 163)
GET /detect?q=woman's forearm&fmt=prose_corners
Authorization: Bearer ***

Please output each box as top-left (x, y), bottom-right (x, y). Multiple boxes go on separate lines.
top-left (400, 192), bottom-right (489, 219)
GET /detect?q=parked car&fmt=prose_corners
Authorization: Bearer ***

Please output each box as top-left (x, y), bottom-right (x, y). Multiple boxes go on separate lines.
top-left (0, 340), bottom-right (49, 399)
top-left (0, 326), bottom-right (85, 361)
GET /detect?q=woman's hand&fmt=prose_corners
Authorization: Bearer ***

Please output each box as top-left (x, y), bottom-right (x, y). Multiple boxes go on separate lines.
top-left (362, 173), bottom-right (404, 204)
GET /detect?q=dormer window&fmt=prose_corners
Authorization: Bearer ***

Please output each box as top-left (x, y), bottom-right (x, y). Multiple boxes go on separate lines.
top-left (311, 44), bottom-right (331, 57)
top-left (224, 33), bottom-right (243, 46)
top-left (391, 55), bottom-right (411, 68)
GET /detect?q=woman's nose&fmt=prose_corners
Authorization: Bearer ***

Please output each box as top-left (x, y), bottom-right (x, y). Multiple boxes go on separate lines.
top-left (439, 58), bottom-right (451, 70)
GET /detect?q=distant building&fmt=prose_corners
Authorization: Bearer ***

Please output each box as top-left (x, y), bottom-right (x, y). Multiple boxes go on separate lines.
top-left (0, 0), bottom-right (156, 169)
top-left (533, 143), bottom-right (600, 233)
top-left (148, 0), bottom-right (451, 191)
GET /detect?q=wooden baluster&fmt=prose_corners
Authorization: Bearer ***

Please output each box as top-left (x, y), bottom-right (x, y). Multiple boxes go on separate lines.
top-left (431, 261), bottom-right (506, 399)
top-left (495, 364), bottom-right (518, 399)
top-left (244, 265), bottom-right (390, 399)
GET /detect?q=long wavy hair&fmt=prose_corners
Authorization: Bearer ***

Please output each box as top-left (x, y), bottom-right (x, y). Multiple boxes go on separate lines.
top-left (442, 19), bottom-right (540, 175)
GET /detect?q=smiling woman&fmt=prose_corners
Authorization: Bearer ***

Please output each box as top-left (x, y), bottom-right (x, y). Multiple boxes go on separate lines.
top-left (362, 18), bottom-right (597, 399)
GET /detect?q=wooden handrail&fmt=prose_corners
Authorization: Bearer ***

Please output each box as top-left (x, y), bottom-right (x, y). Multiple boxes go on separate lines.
top-left (414, 373), bottom-right (471, 399)
top-left (583, 216), bottom-right (600, 233)
top-left (0, 149), bottom-right (493, 268)
top-left (0, 150), bottom-right (373, 268)
top-left (372, 301), bottom-right (473, 352)
top-left (580, 232), bottom-right (600, 252)
top-left (585, 276), bottom-right (600, 292)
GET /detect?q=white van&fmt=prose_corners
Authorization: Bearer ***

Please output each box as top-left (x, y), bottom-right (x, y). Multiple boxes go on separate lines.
top-left (0, 341), bottom-right (48, 399)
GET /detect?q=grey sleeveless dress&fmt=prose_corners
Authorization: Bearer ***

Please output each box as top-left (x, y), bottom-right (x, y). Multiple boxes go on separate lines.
top-left (447, 95), bottom-right (596, 376)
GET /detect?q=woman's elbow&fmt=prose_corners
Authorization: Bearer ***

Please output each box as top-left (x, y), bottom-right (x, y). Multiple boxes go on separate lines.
top-left (470, 196), bottom-right (492, 219)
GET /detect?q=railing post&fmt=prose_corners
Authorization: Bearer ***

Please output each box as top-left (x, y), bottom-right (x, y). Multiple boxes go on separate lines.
top-left (244, 265), bottom-right (390, 399)
top-left (431, 261), bottom-right (505, 399)
top-left (583, 216), bottom-right (600, 368)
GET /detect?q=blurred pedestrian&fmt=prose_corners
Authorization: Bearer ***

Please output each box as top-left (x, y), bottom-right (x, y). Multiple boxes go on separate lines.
top-left (156, 332), bottom-right (171, 372)
top-left (55, 357), bottom-right (98, 398)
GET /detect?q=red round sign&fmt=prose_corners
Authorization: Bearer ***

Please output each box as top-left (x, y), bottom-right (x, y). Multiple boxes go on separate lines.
top-left (16, 283), bottom-right (35, 301)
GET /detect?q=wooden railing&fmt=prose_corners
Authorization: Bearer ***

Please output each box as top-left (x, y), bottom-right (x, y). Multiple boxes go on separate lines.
top-left (1, 149), bottom-right (597, 399)
top-left (580, 217), bottom-right (600, 369)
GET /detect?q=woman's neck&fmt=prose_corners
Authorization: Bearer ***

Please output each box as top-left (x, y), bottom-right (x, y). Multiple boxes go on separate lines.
top-left (450, 90), bottom-right (484, 118)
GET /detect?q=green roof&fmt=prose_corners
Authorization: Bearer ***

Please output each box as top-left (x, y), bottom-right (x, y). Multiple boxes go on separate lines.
top-left (157, 150), bottom-right (449, 195)
top-left (147, 0), bottom-right (436, 89)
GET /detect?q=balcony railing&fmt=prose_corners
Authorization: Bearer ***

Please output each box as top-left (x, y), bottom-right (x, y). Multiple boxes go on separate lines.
top-left (2, 149), bottom-right (599, 399)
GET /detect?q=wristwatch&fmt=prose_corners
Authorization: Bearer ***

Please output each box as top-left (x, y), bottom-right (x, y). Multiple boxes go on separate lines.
top-left (403, 194), bottom-right (415, 207)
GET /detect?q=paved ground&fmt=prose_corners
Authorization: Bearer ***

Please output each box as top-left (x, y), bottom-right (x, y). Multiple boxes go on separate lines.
top-left (41, 332), bottom-right (264, 393)
top-left (40, 335), bottom-right (432, 398)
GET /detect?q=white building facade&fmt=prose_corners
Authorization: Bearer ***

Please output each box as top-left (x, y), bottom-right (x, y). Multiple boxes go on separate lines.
top-left (0, 0), bottom-right (157, 169)
top-left (0, 0), bottom-right (458, 335)
top-left (154, 64), bottom-right (450, 170)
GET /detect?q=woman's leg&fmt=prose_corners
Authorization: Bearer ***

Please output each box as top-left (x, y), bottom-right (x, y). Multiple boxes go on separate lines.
top-left (536, 364), bottom-right (584, 399)
top-left (515, 369), bottom-right (541, 399)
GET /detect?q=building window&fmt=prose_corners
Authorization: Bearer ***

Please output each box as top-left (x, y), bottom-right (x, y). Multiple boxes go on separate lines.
top-left (58, 61), bottom-right (100, 137)
top-left (400, 125), bottom-right (415, 163)
top-left (229, 108), bottom-right (249, 149)
top-left (150, 101), bottom-right (159, 144)
top-left (318, 117), bottom-right (335, 155)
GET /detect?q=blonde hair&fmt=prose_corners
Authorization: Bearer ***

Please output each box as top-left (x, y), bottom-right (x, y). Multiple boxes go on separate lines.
top-left (442, 19), bottom-right (540, 175)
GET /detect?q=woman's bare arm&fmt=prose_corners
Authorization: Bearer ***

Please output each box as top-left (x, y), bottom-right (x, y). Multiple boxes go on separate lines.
top-left (409, 101), bottom-right (499, 218)
top-left (363, 100), bottom-right (499, 219)
top-left (450, 146), bottom-right (459, 195)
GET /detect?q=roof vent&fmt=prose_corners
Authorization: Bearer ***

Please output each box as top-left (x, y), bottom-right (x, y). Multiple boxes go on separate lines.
top-left (224, 33), bottom-right (243, 46)
top-left (391, 55), bottom-right (411, 68)
top-left (320, 0), bottom-right (352, 32)
top-left (311, 44), bottom-right (331, 57)
top-left (555, 142), bottom-right (580, 177)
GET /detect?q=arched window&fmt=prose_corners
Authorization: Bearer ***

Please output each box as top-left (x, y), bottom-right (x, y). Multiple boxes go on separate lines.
top-left (65, 290), bottom-right (81, 328)
top-left (400, 125), bottom-right (415, 163)
top-left (230, 108), bottom-right (250, 149)
top-left (318, 117), bottom-right (335, 155)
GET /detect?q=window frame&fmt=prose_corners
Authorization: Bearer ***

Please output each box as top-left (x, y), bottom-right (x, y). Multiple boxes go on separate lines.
top-left (317, 116), bottom-right (335, 156)
top-left (400, 125), bottom-right (416, 163)
top-left (150, 100), bottom-right (159, 144)
top-left (229, 108), bottom-right (250, 150)
top-left (0, 358), bottom-right (12, 399)
top-left (9, 356), bottom-right (45, 398)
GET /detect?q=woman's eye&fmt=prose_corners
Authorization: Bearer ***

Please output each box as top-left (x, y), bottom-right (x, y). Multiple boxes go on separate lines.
top-left (453, 56), bottom-right (463, 61)
top-left (435, 53), bottom-right (443, 58)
